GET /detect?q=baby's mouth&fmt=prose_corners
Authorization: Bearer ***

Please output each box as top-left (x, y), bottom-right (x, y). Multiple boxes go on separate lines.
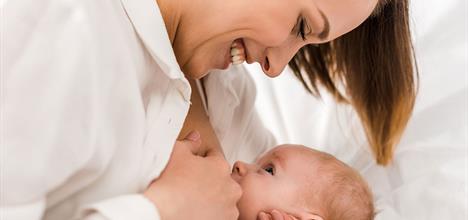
top-left (230, 39), bottom-right (246, 65)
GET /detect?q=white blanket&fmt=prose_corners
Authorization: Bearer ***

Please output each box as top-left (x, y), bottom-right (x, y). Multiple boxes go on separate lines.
top-left (245, 0), bottom-right (467, 219)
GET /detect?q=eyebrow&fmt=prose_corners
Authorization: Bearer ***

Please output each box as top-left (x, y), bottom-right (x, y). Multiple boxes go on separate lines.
top-left (272, 151), bottom-right (286, 170)
top-left (317, 9), bottom-right (330, 40)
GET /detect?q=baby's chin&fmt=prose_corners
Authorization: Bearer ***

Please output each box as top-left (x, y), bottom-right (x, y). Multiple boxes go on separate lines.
top-left (236, 198), bottom-right (260, 220)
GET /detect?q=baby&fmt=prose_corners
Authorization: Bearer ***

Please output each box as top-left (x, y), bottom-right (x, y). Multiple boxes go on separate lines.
top-left (231, 144), bottom-right (374, 220)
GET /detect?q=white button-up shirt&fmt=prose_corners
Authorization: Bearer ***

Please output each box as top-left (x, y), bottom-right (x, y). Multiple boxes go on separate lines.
top-left (2, 0), bottom-right (191, 219)
top-left (1, 0), bottom-right (275, 219)
top-left (203, 68), bottom-right (275, 165)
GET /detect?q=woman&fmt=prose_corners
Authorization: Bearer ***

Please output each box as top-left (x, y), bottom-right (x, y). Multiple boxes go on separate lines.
top-left (2, 0), bottom-right (416, 219)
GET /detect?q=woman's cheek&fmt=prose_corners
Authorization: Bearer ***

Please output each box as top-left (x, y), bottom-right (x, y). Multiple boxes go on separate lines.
top-left (261, 31), bottom-right (290, 48)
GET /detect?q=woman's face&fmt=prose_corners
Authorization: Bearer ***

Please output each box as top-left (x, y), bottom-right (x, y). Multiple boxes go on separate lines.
top-left (174, 0), bottom-right (379, 78)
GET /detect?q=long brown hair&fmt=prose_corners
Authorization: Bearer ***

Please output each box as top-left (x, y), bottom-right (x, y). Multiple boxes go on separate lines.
top-left (288, 0), bottom-right (417, 165)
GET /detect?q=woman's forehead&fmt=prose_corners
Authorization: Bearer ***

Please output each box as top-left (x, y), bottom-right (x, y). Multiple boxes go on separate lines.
top-left (308, 0), bottom-right (379, 41)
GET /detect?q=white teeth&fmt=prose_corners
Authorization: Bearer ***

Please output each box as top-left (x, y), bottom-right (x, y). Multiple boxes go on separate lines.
top-left (230, 45), bottom-right (245, 65)
top-left (232, 60), bottom-right (243, 65)
top-left (232, 55), bottom-right (243, 62)
top-left (231, 48), bottom-right (241, 56)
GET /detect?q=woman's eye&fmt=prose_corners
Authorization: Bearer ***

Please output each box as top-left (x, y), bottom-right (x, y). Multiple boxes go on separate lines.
top-left (297, 18), bottom-right (307, 41)
top-left (263, 164), bottom-right (275, 175)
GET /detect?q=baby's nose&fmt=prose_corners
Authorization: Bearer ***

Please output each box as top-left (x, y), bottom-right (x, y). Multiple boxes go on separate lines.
top-left (232, 161), bottom-right (247, 176)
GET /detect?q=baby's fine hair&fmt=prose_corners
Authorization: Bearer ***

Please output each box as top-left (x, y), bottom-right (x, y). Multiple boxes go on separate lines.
top-left (307, 149), bottom-right (375, 220)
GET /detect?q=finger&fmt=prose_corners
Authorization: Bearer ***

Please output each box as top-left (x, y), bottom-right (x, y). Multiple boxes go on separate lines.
top-left (271, 210), bottom-right (284, 220)
top-left (258, 212), bottom-right (272, 220)
top-left (270, 210), bottom-right (299, 220)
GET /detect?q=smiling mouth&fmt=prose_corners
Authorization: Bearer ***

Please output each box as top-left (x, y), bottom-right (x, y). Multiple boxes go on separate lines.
top-left (230, 39), bottom-right (248, 65)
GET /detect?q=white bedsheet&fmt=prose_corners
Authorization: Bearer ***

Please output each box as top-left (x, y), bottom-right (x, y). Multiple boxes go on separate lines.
top-left (245, 0), bottom-right (468, 219)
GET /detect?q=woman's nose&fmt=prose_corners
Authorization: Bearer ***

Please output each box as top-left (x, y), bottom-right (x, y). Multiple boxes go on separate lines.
top-left (232, 161), bottom-right (249, 177)
top-left (261, 42), bottom-right (302, 78)
top-left (261, 54), bottom-right (284, 77)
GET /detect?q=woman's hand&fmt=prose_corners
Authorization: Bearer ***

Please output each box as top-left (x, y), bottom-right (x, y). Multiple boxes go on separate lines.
top-left (144, 131), bottom-right (242, 220)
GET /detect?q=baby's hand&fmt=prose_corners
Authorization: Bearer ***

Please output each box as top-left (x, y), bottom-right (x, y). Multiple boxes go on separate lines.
top-left (257, 210), bottom-right (299, 220)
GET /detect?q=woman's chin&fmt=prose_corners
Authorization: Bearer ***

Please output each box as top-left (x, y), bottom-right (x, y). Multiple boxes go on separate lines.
top-left (211, 57), bottom-right (232, 71)
top-left (200, 63), bottom-right (232, 77)
top-left (182, 56), bottom-right (232, 79)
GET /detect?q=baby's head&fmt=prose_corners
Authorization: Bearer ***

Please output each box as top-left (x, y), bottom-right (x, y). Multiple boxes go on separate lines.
top-left (231, 144), bottom-right (374, 220)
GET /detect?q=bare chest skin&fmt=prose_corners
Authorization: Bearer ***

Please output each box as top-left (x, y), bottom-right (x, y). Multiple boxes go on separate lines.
top-left (178, 79), bottom-right (224, 156)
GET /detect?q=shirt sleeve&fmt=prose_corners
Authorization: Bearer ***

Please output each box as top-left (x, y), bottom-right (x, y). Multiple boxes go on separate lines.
top-left (1, 1), bottom-right (162, 219)
top-left (0, 196), bottom-right (161, 220)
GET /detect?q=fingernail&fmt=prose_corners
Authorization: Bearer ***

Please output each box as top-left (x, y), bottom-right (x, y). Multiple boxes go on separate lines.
top-left (186, 131), bottom-right (200, 141)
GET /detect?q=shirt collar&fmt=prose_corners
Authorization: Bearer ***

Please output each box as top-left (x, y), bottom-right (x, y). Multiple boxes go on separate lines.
top-left (120, 0), bottom-right (184, 79)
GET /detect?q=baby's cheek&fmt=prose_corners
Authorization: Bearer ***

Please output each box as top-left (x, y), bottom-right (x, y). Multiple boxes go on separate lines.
top-left (237, 196), bottom-right (263, 220)
top-left (237, 180), bottom-right (267, 220)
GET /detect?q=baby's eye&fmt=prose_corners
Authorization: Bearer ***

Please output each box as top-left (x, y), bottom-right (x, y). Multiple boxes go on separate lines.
top-left (263, 164), bottom-right (275, 175)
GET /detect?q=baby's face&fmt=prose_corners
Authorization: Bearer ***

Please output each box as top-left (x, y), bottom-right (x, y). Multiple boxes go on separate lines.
top-left (231, 145), bottom-right (322, 220)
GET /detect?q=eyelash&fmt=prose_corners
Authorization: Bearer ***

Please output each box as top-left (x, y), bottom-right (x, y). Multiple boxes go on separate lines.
top-left (263, 164), bottom-right (275, 175)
